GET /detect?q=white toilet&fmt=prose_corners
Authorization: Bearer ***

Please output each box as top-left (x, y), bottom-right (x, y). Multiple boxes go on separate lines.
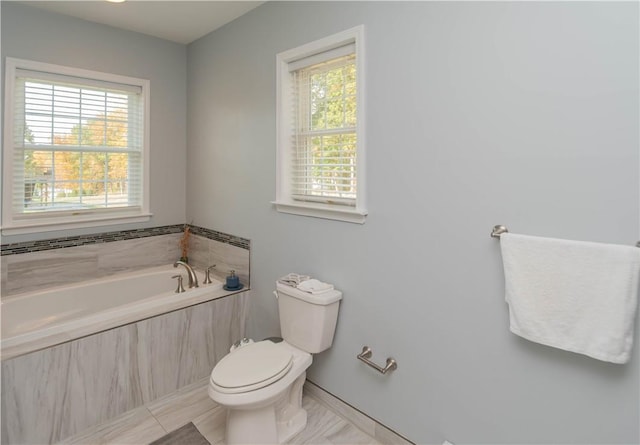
top-left (208, 280), bottom-right (342, 444)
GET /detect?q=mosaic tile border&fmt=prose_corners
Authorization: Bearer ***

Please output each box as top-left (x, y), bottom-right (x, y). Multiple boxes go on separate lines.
top-left (0, 224), bottom-right (249, 256)
top-left (188, 225), bottom-right (250, 250)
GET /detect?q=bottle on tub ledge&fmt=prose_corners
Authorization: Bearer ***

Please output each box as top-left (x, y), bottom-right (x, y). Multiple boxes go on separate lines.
top-left (224, 270), bottom-right (243, 291)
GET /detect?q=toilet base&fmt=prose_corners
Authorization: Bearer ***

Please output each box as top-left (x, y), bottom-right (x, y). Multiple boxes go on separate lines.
top-left (224, 373), bottom-right (307, 444)
top-left (277, 405), bottom-right (307, 443)
top-left (226, 404), bottom-right (277, 444)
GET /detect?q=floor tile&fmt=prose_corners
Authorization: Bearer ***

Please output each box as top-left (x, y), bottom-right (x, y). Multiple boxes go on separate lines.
top-left (324, 422), bottom-right (382, 445)
top-left (147, 377), bottom-right (218, 432)
top-left (192, 405), bottom-right (226, 444)
top-left (59, 378), bottom-right (384, 445)
top-left (286, 397), bottom-right (351, 444)
top-left (57, 406), bottom-right (166, 445)
top-left (304, 382), bottom-right (375, 437)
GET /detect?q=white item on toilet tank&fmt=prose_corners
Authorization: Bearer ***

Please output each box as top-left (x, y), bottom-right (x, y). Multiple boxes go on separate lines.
top-left (276, 282), bottom-right (342, 353)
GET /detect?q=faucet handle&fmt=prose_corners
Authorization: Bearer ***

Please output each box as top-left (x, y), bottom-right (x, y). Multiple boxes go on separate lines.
top-left (172, 274), bottom-right (185, 293)
top-left (204, 265), bottom-right (217, 284)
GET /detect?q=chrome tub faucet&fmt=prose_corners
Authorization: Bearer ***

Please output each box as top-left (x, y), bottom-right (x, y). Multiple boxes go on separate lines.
top-left (173, 260), bottom-right (199, 288)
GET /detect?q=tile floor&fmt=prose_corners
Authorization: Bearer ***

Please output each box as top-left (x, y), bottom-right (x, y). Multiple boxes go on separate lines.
top-left (57, 377), bottom-right (382, 445)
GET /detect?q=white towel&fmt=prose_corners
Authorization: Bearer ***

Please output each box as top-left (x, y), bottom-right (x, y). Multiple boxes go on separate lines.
top-left (277, 273), bottom-right (310, 287)
top-left (500, 233), bottom-right (640, 364)
top-left (297, 278), bottom-right (334, 294)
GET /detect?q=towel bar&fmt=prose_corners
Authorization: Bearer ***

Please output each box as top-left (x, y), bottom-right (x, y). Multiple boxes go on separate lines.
top-left (357, 346), bottom-right (397, 375)
top-left (491, 224), bottom-right (640, 247)
top-left (491, 225), bottom-right (508, 238)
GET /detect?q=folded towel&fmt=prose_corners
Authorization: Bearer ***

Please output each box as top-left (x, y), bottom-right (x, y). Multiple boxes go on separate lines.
top-left (500, 233), bottom-right (640, 364)
top-left (277, 273), bottom-right (310, 287)
top-left (297, 278), bottom-right (334, 294)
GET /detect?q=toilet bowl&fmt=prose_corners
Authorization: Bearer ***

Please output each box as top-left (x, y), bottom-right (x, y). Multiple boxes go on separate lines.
top-left (208, 340), bottom-right (312, 444)
top-left (208, 279), bottom-right (342, 444)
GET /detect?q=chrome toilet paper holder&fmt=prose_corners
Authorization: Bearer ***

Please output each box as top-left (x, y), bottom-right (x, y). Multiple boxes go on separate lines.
top-left (357, 346), bottom-right (397, 375)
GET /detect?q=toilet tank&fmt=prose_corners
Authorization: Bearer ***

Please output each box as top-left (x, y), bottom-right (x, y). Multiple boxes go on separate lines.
top-left (276, 282), bottom-right (342, 353)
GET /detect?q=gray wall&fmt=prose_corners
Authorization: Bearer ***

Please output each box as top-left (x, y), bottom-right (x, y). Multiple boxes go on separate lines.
top-left (1, 2), bottom-right (637, 443)
top-left (1, 3), bottom-right (188, 244)
top-left (187, 2), bottom-right (639, 444)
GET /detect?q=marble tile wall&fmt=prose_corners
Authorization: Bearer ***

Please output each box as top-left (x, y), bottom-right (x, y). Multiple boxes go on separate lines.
top-left (1, 224), bottom-right (251, 298)
top-left (0, 226), bottom-right (185, 256)
top-left (1, 291), bottom-right (249, 445)
top-left (1, 234), bottom-right (181, 297)
top-left (187, 235), bottom-right (250, 288)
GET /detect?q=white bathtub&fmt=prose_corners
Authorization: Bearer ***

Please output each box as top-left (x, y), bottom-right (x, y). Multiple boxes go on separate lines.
top-left (1, 265), bottom-right (233, 360)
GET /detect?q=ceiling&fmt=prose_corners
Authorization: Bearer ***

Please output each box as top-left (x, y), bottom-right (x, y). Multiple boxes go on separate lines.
top-left (11, 1), bottom-right (265, 44)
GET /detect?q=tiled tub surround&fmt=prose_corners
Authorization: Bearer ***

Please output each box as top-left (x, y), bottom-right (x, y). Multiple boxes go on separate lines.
top-left (1, 224), bottom-right (250, 297)
top-left (1, 234), bottom-right (181, 297)
top-left (187, 232), bottom-right (250, 287)
top-left (1, 291), bottom-right (250, 444)
top-left (1, 225), bottom-right (252, 443)
top-left (1, 265), bottom-right (240, 360)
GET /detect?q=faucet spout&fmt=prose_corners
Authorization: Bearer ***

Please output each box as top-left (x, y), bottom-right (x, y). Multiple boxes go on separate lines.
top-left (173, 260), bottom-right (199, 288)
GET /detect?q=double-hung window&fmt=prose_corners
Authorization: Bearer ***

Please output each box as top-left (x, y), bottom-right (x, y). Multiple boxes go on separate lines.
top-left (275, 26), bottom-right (366, 224)
top-left (2, 58), bottom-right (150, 235)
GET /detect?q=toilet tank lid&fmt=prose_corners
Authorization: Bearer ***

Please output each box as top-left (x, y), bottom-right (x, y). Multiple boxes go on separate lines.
top-left (276, 282), bottom-right (342, 305)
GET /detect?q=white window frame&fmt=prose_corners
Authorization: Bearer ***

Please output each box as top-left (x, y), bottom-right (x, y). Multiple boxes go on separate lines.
top-left (274, 25), bottom-right (367, 224)
top-left (2, 58), bottom-right (151, 235)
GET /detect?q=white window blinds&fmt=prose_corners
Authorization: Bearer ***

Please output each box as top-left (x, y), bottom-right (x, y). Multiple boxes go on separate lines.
top-left (275, 25), bottom-right (366, 224)
top-left (290, 46), bottom-right (358, 206)
top-left (9, 67), bottom-right (145, 219)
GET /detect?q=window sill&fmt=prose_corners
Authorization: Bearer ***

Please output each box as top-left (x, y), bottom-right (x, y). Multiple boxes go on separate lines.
top-left (272, 201), bottom-right (367, 224)
top-left (1, 213), bottom-right (153, 236)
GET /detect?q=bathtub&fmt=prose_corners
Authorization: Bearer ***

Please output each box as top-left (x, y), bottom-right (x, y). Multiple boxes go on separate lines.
top-left (1, 264), bottom-right (235, 360)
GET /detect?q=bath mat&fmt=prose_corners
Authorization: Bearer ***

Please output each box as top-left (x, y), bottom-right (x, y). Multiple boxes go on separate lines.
top-left (149, 422), bottom-right (210, 445)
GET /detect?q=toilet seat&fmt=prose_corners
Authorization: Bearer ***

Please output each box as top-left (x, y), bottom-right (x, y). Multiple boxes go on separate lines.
top-left (211, 340), bottom-right (293, 394)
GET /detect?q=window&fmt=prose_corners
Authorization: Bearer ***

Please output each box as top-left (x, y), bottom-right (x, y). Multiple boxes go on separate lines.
top-left (2, 58), bottom-right (150, 234)
top-left (274, 26), bottom-right (366, 224)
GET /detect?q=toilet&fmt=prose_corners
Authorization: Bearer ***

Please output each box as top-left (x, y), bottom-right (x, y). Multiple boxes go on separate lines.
top-left (208, 279), bottom-right (342, 444)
